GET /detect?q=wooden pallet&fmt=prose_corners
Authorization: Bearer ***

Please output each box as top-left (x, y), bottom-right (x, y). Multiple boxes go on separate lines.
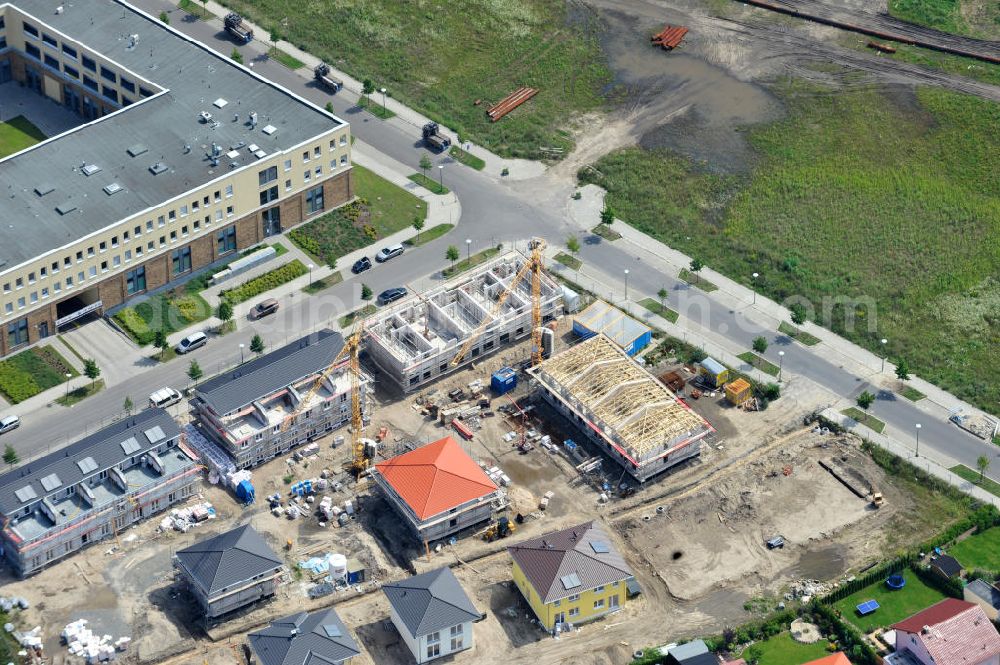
top-left (652, 25), bottom-right (688, 50)
top-left (487, 87), bottom-right (539, 122)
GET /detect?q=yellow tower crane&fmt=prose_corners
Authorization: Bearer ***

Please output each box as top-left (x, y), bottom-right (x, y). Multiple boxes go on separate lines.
top-left (281, 324), bottom-right (369, 475)
top-left (451, 238), bottom-right (546, 368)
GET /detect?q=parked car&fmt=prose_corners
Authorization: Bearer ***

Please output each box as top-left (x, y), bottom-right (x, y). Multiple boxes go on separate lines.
top-left (375, 244), bottom-right (404, 263)
top-left (377, 287), bottom-right (407, 306)
top-left (175, 331), bottom-right (208, 354)
top-left (351, 257), bottom-right (372, 274)
top-left (0, 415), bottom-right (20, 435)
top-left (766, 535), bottom-right (785, 549)
top-left (148, 387), bottom-right (183, 409)
top-left (251, 298), bottom-right (279, 319)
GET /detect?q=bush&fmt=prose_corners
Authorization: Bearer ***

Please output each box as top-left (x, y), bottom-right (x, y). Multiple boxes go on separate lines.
top-left (221, 260), bottom-right (307, 305)
top-left (762, 383), bottom-right (781, 400)
top-left (114, 307), bottom-right (153, 345)
top-left (0, 363), bottom-right (40, 403)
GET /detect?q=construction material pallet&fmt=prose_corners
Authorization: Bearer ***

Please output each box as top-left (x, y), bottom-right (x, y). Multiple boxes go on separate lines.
top-left (487, 87), bottom-right (539, 122)
top-left (652, 25), bottom-right (688, 50)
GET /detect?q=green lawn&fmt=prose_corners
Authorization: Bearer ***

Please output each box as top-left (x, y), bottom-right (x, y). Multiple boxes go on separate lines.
top-left (289, 164), bottom-right (426, 267)
top-left (834, 573), bottom-right (948, 632)
top-left (581, 84), bottom-right (1000, 419)
top-left (949, 527), bottom-right (1000, 569)
top-left (842, 407), bottom-right (887, 434)
top-left (357, 96), bottom-right (396, 119)
top-left (900, 385), bottom-right (927, 401)
top-left (408, 172), bottom-right (450, 194)
top-left (591, 224), bottom-right (622, 241)
top-left (779, 321), bottom-right (821, 346)
top-left (56, 379), bottom-right (105, 407)
top-left (406, 223), bottom-right (454, 247)
top-left (888, 0), bottom-right (999, 39)
top-left (443, 247), bottom-right (501, 278)
top-left (339, 303), bottom-right (377, 328)
top-left (739, 351), bottom-right (780, 377)
top-left (640, 298), bottom-right (679, 323)
top-left (302, 271), bottom-right (343, 294)
top-left (0, 345), bottom-right (79, 403)
top-left (679, 269), bottom-right (718, 292)
top-left (221, 260), bottom-right (307, 305)
top-left (449, 146), bottom-right (486, 170)
top-left (0, 611), bottom-right (19, 663)
top-left (554, 252), bottom-right (582, 271)
top-left (178, 0), bottom-right (213, 19)
top-left (0, 116), bottom-right (46, 158)
top-left (268, 47), bottom-right (305, 70)
top-left (743, 632), bottom-right (832, 665)
top-left (950, 464), bottom-right (1000, 499)
top-left (114, 288), bottom-right (212, 346)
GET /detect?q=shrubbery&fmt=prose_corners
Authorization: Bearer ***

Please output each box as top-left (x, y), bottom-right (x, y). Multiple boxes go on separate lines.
top-left (114, 307), bottom-right (153, 345)
top-left (221, 260), bottom-right (307, 305)
top-left (0, 346), bottom-right (77, 403)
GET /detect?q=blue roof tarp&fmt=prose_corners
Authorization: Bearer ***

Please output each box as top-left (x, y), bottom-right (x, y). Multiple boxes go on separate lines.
top-left (235, 479), bottom-right (255, 504)
top-left (572, 300), bottom-right (652, 356)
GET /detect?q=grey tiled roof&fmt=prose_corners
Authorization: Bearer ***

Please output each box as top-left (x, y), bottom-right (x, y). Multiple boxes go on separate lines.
top-left (175, 524), bottom-right (282, 596)
top-left (195, 329), bottom-right (343, 415)
top-left (0, 408), bottom-right (180, 515)
top-left (249, 609), bottom-right (360, 665)
top-left (967, 579), bottom-right (1000, 609)
top-left (382, 567), bottom-right (480, 638)
top-left (507, 521), bottom-right (633, 604)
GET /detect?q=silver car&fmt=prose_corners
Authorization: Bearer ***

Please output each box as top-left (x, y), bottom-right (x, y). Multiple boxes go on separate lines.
top-left (0, 415), bottom-right (21, 435)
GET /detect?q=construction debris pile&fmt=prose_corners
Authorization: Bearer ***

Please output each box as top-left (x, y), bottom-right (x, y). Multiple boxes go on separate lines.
top-left (785, 579), bottom-right (831, 602)
top-left (157, 501), bottom-right (216, 533)
top-left (265, 472), bottom-right (357, 526)
top-left (61, 619), bottom-right (130, 663)
top-left (6, 623), bottom-right (42, 658)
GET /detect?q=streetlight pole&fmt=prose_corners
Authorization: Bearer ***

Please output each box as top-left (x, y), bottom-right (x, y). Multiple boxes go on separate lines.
top-left (465, 238), bottom-right (472, 263)
top-left (880, 338), bottom-right (888, 372)
top-left (624, 269), bottom-right (630, 301)
top-left (65, 372), bottom-right (71, 399)
top-left (438, 164), bottom-right (444, 190)
top-left (778, 350), bottom-right (784, 381)
top-left (915, 423), bottom-right (921, 458)
top-left (380, 87), bottom-right (387, 116)
top-left (752, 272), bottom-right (759, 305)
top-left (239, 343), bottom-right (245, 364)
top-left (307, 263), bottom-right (314, 287)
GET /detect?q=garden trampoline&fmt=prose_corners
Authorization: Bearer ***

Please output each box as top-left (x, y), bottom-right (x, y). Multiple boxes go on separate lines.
top-left (886, 574), bottom-right (906, 590)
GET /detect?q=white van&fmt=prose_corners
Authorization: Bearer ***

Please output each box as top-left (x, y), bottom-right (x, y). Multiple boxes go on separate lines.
top-left (149, 387), bottom-right (183, 409)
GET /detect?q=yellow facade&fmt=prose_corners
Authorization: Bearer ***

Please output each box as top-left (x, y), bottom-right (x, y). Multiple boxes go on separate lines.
top-left (510, 560), bottom-right (627, 630)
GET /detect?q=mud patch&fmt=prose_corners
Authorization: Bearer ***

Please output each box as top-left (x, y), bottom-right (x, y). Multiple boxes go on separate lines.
top-left (792, 545), bottom-right (847, 581)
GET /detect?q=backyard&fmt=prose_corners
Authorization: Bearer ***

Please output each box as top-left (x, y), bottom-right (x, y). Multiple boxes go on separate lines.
top-left (0, 116), bottom-right (46, 158)
top-left (217, 0), bottom-right (610, 159)
top-left (948, 527), bottom-right (1000, 569)
top-left (581, 84), bottom-right (1000, 418)
top-left (289, 165), bottom-right (426, 266)
top-left (0, 345), bottom-right (79, 403)
top-left (833, 573), bottom-right (947, 632)
top-left (743, 632), bottom-right (831, 665)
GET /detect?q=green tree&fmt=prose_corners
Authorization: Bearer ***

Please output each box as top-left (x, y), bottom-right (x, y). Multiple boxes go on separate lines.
top-left (154, 329), bottom-right (170, 360)
top-left (158, 10), bottom-right (169, 24)
top-left (689, 258), bottom-right (704, 283)
top-left (230, 49), bottom-right (243, 64)
top-left (362, 78), bottom-right (375, 108)
top-left (361, 284), bottom-right (373, 301)
top-left (419, 154), bottom-right (432, 179)
top-left (188, 360), bottom-right (204, 383)
top-left (978, 455), bottom-right (991, 484)
top-left (250, 334), bottom-right (265, 356)
top-left (895, 358), bottom-right (910, 381)
top-left (566, 235), bottom-right (581, 256)
top-left (3, 444), bottom-right (18, 468)
top-left (123, 395), bottom-right (134, 417)
top-left (857, 390), bottom-right (875, 412)
top-left (763, 383), bottom-right (781, 400)
top-left (269, 27), bottom-right (281, 44)
top-left (789, 302), bottom-right (807, 325)
top-left (217, 301), bottom-right (234, 332)
top-left (446, 245), bottom-right (460, 268)
top-left (325, 101), bottom-right (334, 114)
top-left (83, 358), bottom-right (100, 388)
top-left (600, 206), bottom-right (614, 226)
top-left (657, 288), bottom-right (669, 311)
top-left (412, 217), bottom-right (425, 244)
top-left (752, 336), bottom-right (768, 354)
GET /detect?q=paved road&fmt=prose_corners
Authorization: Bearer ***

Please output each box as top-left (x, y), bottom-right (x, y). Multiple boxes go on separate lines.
top-left (6, 0), bottom-right (998, 483)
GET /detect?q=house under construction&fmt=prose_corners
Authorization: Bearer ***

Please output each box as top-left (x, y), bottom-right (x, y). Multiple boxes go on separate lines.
top-left (528, 334), bottom-right (713, 482)
top-left (0, 409), bottom-right (199, 576)
top-left (366, 251), bottom-right (562, 393)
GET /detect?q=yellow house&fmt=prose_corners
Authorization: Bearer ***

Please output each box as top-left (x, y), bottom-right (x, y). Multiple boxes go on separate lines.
top-left (507, 521), bottom-right (633, 632)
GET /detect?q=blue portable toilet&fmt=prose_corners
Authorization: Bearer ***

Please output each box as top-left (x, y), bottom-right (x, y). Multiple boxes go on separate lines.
top-left (235, 479), bottom-right (255, 505)
top-left (491, 367), bottom-right (517, 395)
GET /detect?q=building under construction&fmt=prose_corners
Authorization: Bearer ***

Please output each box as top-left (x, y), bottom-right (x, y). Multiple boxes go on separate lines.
top-left (366, 251), bottom-right (562, 393)
top-left (0, 409), bottom-right (199, 576)
top-left (192, 329), bottom-right (370, 470)
top-left (528, 334), bottom-right (713, 482)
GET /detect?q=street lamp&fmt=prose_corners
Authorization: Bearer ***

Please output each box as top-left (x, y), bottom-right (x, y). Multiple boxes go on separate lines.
top-left (307, 263), bottom-right (314, 287)
top-left (65, 372), bottom-right (71, 399)
top-left (915, 423), bottom-right (921, 458)
top-left (880, 338), bottom-right (888, 372)
top-left (465, 238), bottom-right (472, 263)
top-left (438, 164), bottom-right (444, 189)
top-left (778, 350), bottom-right (785, 381)
top-left (752, 272), bottom-right (759, 305)
top-left (379, 87), bottom-right (387, 116)
top-left (624, 269), bottom-right (630, 301)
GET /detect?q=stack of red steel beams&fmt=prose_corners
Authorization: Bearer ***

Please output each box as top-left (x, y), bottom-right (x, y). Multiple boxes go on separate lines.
top-left (487, 87), bottom-right (539, 122)
top-left (651, 25), bottom-right (688, 49)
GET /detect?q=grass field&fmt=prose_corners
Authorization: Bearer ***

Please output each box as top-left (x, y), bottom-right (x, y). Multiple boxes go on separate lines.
top-left (0, 345), bottom-right (79, 403)
top-left (56, 379), bottom-right (105, 407)
top-left (591, 224), bottom-right (621, 241)
top-left (408, 173), bottom-right (449, 195)
top-left (842, 407), bottom-right (887, 433)
top-left (950, 464), bottom-right (1000, 498)
top-left (357, 96), bottom-right (396, 119)
top-left (340, 303), bottom-right (376, 328)
top-left (888, 0), bottom-right (1000, 39)
top-left (443, 247), bottom-right (501, 278)
top-left (949, 527), bottom-right (1000, 569)
top-left (289, 164), bottom-right (426, 267)
top-left (900, 385), bottom-right (927, 401)
top-left (221, 0), bottom-right (610, 160)
top-left (834, 573), bottom-right (947, 632)
top-left (679, 269), bottom-right (718, 292)
top-left (114, 288), bottom-right (212, 345)
top-left (554, 252), bottom-right (582, 271)
top-left (268, 47), bottom-right (305, 70)
top-left (743, 632), bottom-right (832, 665)
top-left (640, 298), bottom-right (679, 323)
top-left (302, 271), bottom-right (343, 295)
top-left (406, 223), bottom-right (454, 247)
top-left (0, 116), bottom-right (46, 158)
top-left (739, 351), bottom-right (780, 377)
top-left (581, 84), bottom-right (1000, 418)
top-left (778, 321), bottom-right (821, 346)
top-left (449, 146), bottom-right (486, 170)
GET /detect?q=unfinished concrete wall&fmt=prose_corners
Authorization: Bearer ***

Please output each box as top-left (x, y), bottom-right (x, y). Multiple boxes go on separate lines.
top-left (194, 577), bottom-right (279, 619)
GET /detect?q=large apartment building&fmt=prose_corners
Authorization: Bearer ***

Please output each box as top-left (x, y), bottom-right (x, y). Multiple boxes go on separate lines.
top-left (0, 0), bottom-right (352, 357)
top-left (192, 330), bottom-right (370, 470)
top-left (0, 409), bottom-right (199, 576)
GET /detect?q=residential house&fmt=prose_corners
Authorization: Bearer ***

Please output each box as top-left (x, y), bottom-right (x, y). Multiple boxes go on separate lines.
top-left (383, 567), bottom-right (481, 664)
top-left (803, 655), bottom-right (852, 665)
top-left (372, 437), bottom-right (500, 542)
top-left (890, 598), bottom-right (1000, 665)
top-left (248, 609), bottom-right (360, 665)
top-left (965, 579), bottom-right (1000, 621)
top-left (930, 555), bottom-right (964, 580)
top-left (192, 329), bottom-right (369, 469)
top-left (175, 524), bottom-right (283, 619)
top-left (0, 409), bottom-right (198, 576)
top-left (507, 521), bottom-right (633, 631)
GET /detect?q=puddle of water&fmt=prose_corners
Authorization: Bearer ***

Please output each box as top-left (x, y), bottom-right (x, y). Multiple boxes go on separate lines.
top-left (792, 545), bottom-right (846, 581)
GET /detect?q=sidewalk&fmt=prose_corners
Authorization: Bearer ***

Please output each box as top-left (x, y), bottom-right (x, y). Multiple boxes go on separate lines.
top-left (568, 183), bottom-right (998, 434)
top-left (192, 0), bottom-right (543, 181)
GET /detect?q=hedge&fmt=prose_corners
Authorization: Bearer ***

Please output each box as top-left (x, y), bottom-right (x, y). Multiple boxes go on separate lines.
top-left (909, 561), bottom-right (964, 598)
top-left (822, 555), bottom-right (913, 604)
top-left (811, 603), bottom-right (878, 665)
top-left (220, 260), bottom-right (307, 305)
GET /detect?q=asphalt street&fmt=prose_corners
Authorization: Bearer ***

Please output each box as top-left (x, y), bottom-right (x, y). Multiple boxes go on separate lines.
top-left (6, 1), bottom-right (997, 482)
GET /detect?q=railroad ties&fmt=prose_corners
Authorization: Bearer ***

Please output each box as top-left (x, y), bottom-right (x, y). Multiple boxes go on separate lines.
top-left (651, 25), bottom-right (688, 50)
top-left (486, 87), bottom-right (539, 122)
